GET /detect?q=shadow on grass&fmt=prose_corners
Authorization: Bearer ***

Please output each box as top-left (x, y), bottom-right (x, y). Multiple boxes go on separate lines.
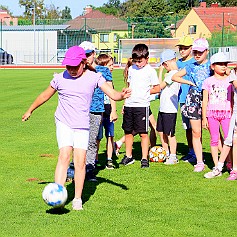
top-left (65, 176), bottom-right (128, 206)
top-left (46, 207), bottom-right (70, 215)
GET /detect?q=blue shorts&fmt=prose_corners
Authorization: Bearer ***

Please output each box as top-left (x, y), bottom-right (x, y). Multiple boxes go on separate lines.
top-left (97, 116), bottom-right (114, 140)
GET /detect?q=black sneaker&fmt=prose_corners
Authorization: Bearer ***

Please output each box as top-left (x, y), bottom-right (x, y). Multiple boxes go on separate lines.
top-left (141, 159), bottom-right (149, 168)
top-left (106, 160), bottom-right (115, 170)
top-left (120, 156), bottom-right (135, 166)
top-left (86, 170), bottom-right (98, 182)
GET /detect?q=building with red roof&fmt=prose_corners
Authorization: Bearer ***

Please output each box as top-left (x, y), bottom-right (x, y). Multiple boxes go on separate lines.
top-left (175, 2), bottom-right (237, 40)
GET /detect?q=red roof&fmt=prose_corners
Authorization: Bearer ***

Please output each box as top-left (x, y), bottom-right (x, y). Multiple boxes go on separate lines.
top-left (66, 10), bottom-right (128, 31)
top-left (193, 7), bottom-right (237, 32)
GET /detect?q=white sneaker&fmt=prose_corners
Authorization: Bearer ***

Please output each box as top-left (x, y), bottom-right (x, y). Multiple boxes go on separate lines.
top-left (204, 167), bottom-right (222, 179)
top-left (72, 198), bottom-right (83, 211)
top-left (164, 156), bottom-right (179, 165)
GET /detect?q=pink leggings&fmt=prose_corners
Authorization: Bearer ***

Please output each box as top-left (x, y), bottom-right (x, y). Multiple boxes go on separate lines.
top-left (208, 116), bottom-right (231, 146)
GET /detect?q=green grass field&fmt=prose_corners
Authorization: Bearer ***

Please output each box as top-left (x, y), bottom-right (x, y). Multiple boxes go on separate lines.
top-left (1, 68), bottom-right (237, 237)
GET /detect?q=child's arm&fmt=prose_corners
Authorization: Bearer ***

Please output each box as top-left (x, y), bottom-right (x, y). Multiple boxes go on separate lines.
top-left (107, 81), bottom-right (118, 122)
top-left (202, 89), bottom-right (209, 130)
top-left (22, 86), bottom-right (56, 121)
top-left (172, 68), bottom-right (196, 86)
top-left (100, 82), bottom-right (131, 101)
top-left (158, 65), bottom-right (168, 90)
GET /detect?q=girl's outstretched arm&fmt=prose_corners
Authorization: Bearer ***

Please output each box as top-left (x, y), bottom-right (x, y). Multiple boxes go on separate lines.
top-left (22, 86), bottom-right (56, 121)
top-left (100, 82), bottom-right (131, 101)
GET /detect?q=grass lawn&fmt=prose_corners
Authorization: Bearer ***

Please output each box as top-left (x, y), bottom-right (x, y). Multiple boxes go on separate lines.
top-left (1, 68), bottom-right (237, 237)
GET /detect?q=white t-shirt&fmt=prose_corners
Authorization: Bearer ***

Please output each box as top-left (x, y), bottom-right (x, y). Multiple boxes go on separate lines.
top-left (125, 64), bottom-right (159, 107)
top-left (159, 70), bottom-right (180, 113)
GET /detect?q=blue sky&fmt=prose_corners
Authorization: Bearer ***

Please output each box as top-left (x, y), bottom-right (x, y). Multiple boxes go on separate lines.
top-left (0, 0), bottom-right (125, 18)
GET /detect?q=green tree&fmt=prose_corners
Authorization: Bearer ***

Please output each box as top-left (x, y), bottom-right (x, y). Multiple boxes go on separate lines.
top-left (61, 6), bottom-right (72, 19)
top-left (209, 29), bottom-right (237, 47)
top-left (44, 4), bottom-right (61, 19)
top-left (96, 0), bottom-right (121, 16)
top-left (19, 0), bottom-right (45, 20)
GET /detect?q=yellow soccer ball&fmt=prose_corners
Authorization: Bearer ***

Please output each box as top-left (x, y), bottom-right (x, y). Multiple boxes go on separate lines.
top-left (149, 146), bottom-right (166, 162)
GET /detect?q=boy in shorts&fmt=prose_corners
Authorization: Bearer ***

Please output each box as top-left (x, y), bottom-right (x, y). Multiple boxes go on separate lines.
top-left (121, 43), bottom-right (160, 168)
top-left (157, 49), bottom-right (180, 164)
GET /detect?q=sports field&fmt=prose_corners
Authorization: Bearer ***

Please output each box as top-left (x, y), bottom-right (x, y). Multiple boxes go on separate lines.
top-left (1, 69), bottom-right (237, 237)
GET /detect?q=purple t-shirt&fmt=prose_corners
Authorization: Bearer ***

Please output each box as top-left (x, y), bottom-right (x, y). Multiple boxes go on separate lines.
top-left (50, 70), bottom-right (106, 129)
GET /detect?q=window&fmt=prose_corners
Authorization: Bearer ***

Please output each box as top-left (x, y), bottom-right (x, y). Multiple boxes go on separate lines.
top-left (188, 25), bottom-right (197, 34)
top-left (114, 33), bottom-right (118, 42)
top-left (91, 35), bottom-right (95, 43)
top-left (100, 34), bottom-right (109, 43)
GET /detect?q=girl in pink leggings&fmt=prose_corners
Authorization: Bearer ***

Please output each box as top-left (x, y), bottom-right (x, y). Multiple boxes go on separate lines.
top-left (202, 52), bottom-right (233, 178)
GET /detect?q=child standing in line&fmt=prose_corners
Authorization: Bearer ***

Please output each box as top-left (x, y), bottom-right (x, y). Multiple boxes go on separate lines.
top-left (202, 52), bottom-right (232, 178)
top-left (120, 44), bottom-right (160, 168)
top-left (96, 54), bottom-right (118, 169)
top-left (157, 49), bottom-right (180, 165)
top-left (172, 38), bottom-right (211, 172)
top-left (204, 63), bottom-right (237, 179)
top-left (175, 35), bottom-right (196, 163)
top-left (22, 46), bottom-right (131, 210)
top-left (114, 58), bottom-right (158, 155)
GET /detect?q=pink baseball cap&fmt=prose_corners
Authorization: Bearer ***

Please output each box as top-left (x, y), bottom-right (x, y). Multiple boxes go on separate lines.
top-left (192, 38), bottom-right (209, 52)
top-left (62, 46), bottom-right (87, 66)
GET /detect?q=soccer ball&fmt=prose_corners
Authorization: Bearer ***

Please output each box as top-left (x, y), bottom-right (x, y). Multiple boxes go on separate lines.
top-left (149, 146), bottom-right (166, 162)
top-left (42, 183), bottom-right (68, 208)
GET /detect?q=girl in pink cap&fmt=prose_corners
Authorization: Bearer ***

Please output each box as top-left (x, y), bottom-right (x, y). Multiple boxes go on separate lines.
top-left (22, 46), bottom-right (131, 211)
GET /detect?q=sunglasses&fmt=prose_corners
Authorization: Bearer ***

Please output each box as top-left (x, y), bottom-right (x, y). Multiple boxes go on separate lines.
top-left (179, 46), bottom-right (191, 51)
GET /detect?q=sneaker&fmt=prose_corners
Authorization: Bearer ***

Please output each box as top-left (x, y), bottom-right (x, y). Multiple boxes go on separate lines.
top-left (114, 142), bottom-right (121, 156)
top-left (164, 156), bottom-right (179, 165)
top-left (226, 162), bottom-right (233, 171)
top-left (184, 154), bottom-right (197, 164)
top-left (120, 156), bottom-right (135, 166)
top-left (86, 170), bottom-right (97, 182)
top-left (106, 160), bottom-right (115, 170)
top-left (204, 167), bottom-right (222, 179)
top-left (141, 159), bottom-right (149, 168)
top-left (194, 162), bottom-right (205, 172)
top-left (72, 198), bottom-right (83, 211)
top-left (227, 170), bottom-right (237, 180)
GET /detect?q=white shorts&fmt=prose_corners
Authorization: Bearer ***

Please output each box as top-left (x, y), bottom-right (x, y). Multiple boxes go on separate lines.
top-left (56, 121), bottom-right (89, 150)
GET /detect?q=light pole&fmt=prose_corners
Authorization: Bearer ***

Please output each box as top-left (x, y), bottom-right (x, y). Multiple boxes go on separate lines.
top-left (33, 2), bottom-right (36, 64)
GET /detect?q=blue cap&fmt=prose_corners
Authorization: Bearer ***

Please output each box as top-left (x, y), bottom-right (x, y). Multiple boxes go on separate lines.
top-left (160, 49), bottom-right (176, 65)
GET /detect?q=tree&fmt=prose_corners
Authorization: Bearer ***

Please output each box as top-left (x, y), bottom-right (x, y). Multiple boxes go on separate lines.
top-left (19, 0), bottom-right (45, 20)
top-left (61, 6), bottom-right (72, 19)
top-left (44, 4), bottom-right (61, 19)
top-left (96, 0), bottom-right (121, 16)
top-left (0, 5), bottom-right (13, 15)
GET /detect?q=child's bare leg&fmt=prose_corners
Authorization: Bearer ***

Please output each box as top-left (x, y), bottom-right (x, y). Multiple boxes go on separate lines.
top-left (149, 114), bottom-right (157, 147)
top-left (232, 136), bottom-right (237, 170)
top-left (140, 133), bottom-right (149, 159)
top-left (211, 146), bottom-right (219, 166)
top-left (73, 148), bottom-right (86, 199)
top-left (159, 131), bottom-right (169, 152)
top-left (168, 135), bottom-right (177, 155)
top-left (107, 136), bottom-right (114, 159)
top-left (55, 146), bottom-right (72, 185)
top-left (190, 119), bottom-right (203, 162)
top-left (125, 133), bottom-right (133, 157)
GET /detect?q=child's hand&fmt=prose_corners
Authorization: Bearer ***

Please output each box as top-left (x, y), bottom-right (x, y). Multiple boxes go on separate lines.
top-left (202, 118), bottom-right (208, 130)
top-left (22, 111), bottom-right (31, 121)
top-left (188, 81), bottom-right (196, 87)
top-left (121, 88), bottom-right (131, 99)
top-left (110, 111), bottom-right (118, 122)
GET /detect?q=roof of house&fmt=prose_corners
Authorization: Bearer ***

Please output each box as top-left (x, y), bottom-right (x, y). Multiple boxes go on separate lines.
top-left (65, 10), bottom-right (128, 31)
top-left (193, 6), bottom-right (237, 32)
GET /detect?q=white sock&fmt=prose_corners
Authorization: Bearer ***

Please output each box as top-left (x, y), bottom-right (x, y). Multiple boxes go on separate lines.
top-left (116, 140), bottom-right (123, 147)
top-left (170, 154), bottom-right (176, 158)
top-left (217, 162), bottom-right (224, 171)
top-left (166, 151), bottom-right (170, 156)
